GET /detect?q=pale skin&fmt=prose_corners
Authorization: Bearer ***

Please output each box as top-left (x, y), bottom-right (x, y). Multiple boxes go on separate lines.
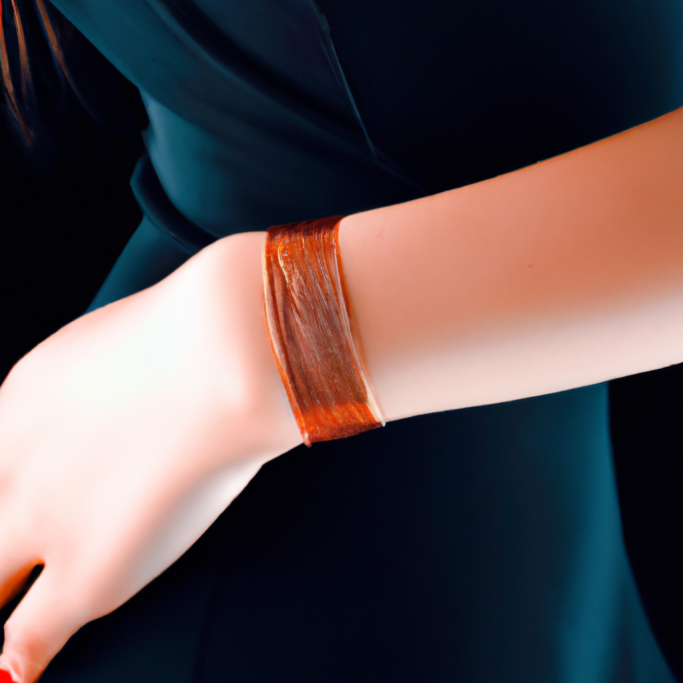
top-left (0, 104), bottom-right (682, 682)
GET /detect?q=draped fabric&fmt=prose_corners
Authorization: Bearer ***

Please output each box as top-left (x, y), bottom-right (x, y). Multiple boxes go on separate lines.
top-left (42, 0), bottom-right (683, 680)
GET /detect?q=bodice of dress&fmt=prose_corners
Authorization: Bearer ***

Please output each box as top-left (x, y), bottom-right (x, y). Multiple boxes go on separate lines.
top-left (48, 0), bottom-right (424, 239)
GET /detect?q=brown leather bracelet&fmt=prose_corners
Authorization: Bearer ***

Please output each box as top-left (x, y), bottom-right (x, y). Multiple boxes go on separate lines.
top-left (262, 215), bottom-right (385, 446)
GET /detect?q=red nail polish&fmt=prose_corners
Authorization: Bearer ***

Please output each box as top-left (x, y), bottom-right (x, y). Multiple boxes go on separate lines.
top-left (0, 669), bottom-right (13, 683)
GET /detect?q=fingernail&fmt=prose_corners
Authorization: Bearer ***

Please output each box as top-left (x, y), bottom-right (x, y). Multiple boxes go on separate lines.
top-left (0, 669), bottom-right (15, 683)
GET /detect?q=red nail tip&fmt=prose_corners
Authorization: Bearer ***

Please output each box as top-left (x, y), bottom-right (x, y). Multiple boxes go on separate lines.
top-left (0, 669), bottom-right (14, 683)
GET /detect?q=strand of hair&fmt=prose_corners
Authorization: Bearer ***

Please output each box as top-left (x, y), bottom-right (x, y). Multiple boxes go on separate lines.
top-left (11, 0), bottom-right (31, 106)
top-left (34, 0), bottom-right (71, 85)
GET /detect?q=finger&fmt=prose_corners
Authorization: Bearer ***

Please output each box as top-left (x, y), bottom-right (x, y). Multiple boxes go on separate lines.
top-left (0, 561), bottom-right (37, 613)
top-left (0, 567), bottom-right (85, 683)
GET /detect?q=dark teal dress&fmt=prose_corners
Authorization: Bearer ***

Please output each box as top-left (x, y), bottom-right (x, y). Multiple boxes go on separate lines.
top-left (42, 0), bottom-right (683, 680)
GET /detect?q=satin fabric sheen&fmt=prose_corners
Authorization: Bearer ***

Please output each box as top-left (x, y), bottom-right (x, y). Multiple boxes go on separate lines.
top-left (42, 0), bottom-right (683, 680)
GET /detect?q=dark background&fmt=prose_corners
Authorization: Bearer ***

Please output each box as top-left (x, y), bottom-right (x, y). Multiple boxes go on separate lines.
top-left (1, 67), bottom-right (683, 682)
top-left (0, 83), bottom-right (143, 381)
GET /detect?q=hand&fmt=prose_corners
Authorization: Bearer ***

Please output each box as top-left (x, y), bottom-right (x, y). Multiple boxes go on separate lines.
top-left (0, 232), bottom-right (302, 683)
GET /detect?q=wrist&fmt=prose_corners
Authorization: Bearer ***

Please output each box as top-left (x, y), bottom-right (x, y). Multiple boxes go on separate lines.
top-left (164, 231), bottom-right (304, 468)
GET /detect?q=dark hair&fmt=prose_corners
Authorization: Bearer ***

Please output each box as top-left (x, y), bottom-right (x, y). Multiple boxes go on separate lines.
top-left (0, 0), bottom-right (146, 146)
top-left (0, 0), bottom-right (71, 143)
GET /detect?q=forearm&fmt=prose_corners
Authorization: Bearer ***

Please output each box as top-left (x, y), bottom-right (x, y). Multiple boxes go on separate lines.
top-left (339, 106), bottom-right (683, 422)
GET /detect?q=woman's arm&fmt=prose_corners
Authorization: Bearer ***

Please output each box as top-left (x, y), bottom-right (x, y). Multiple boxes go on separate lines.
top-left (339, 105), bottom-right (683, 421)
top-left (2, 104), bottom-right (683, 683)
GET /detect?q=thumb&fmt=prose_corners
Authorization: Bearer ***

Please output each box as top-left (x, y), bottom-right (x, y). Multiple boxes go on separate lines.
top-left (0, 568), bottom-right (84, 683)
